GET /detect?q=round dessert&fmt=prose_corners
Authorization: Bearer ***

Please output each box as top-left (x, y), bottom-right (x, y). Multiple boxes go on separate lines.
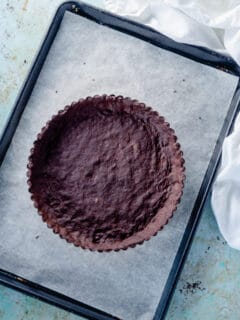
top-left (27, 95), bottom-right (185, 251)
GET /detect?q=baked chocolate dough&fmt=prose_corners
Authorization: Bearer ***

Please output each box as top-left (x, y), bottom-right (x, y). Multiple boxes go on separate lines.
top-left (27, 95), bottom-right (185, 251)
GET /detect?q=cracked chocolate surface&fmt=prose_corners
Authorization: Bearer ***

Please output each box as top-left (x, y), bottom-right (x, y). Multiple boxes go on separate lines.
top-left (28, 95), bottom-right (185, 251)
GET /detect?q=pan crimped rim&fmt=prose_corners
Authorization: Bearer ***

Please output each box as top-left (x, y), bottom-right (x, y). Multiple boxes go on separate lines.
top-left (27, 95), bottom-right (185, 252)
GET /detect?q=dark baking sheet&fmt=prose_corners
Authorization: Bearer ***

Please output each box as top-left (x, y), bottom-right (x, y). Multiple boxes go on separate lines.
top-left (0, 2), bottom-right (240, 320)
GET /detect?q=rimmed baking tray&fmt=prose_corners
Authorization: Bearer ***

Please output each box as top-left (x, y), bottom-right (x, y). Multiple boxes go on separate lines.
top-left (0, 2), bottom-right (240, 320)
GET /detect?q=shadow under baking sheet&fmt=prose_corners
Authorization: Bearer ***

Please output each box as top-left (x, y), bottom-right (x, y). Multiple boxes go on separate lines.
top-left (0, 4), bottom-right (239, 320)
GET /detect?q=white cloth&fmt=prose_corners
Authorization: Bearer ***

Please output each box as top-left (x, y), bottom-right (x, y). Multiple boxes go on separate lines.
top-left (104, 0), bottom-right (240, 64)
top-left (212, 116), bottom-right (240, 250)
top-left (104, 0), bottom-right (240, 249)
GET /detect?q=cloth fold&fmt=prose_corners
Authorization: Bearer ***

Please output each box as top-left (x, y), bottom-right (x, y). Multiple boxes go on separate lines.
top-left (104, 0), bottom-right (240, 64)
top-left (212, 114), bottom-right (240, 250)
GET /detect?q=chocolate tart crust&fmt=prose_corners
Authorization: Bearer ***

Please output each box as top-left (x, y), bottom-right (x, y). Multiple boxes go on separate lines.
top-left (27, 95), bottom-right (185, 251)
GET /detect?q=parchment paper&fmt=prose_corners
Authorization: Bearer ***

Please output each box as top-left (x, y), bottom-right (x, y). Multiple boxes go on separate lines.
top-left (0, 11), bottom-right (238, 320)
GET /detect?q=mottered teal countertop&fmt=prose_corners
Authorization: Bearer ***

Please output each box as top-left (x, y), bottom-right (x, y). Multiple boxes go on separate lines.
top-left (0, 1), bottom-right (240, 319)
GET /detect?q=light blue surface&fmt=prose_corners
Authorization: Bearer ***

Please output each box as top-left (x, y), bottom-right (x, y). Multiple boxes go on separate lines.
top-left (0, 1), bottom-right (240, 319)
top-left (166, 196), bottom-right (240, 320)
top-left (0, 286), bottom-right (82, 320)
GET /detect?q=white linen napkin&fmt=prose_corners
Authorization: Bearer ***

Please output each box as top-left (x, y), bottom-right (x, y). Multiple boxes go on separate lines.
top-left (104, 0), bottom-right (240, 64)
top-left (211, 114), bottom-right (240, 250)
